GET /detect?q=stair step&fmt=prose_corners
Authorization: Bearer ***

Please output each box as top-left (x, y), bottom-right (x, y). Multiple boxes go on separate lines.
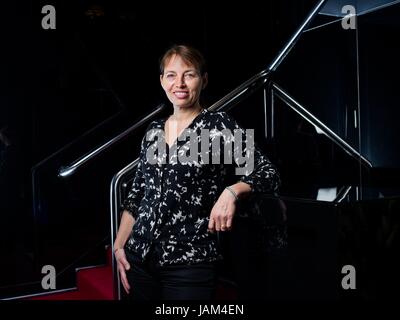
top-left (30, 289), bottom-right (83, 300)
top-left (77, 266), bottom-right (114, 300)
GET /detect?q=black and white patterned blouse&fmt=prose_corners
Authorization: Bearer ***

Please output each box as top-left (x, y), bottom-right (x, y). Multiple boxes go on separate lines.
top-left (121, 108), bottom-right (280, 266)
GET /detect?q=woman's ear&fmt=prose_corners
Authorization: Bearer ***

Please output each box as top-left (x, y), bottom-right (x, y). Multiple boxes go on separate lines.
top-left (160, 74), bottom-right (166, 91)
top-left (202, 73), bottom-right (208, 90)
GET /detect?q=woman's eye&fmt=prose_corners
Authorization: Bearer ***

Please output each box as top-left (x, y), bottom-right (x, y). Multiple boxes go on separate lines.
top-left (185, 73), bottom-right (196, 79)
top-left (166, 74), bottom-right (175, 79)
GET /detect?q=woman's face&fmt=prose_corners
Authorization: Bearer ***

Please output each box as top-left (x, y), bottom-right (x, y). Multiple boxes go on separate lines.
top-left (160, 54), bottom-right (207, 109)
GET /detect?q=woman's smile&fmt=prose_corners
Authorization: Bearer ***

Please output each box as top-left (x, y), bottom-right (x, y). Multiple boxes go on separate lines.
top-left (173, 91), bottom-right (189, 99)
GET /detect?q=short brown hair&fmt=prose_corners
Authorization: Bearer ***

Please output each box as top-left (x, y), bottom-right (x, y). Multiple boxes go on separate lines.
top-left (159, 45), bottom-right (207, 76)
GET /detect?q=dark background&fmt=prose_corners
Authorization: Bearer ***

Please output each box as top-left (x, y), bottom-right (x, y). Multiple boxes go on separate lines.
top-left (0, 0), bottom-right (317, 298)
top-left (1, 0), bottom-right (400, 300)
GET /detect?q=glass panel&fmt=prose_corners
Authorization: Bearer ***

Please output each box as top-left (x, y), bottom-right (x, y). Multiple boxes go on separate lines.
top-left (274, 19), bottom-right (360, 156)
top-left (220, 193), bottom-right (400, 300)
top-left (319, 0), bottom-right (397, 16)
top-left (271, 95), bottom-right (361, 201)
top-left (320, 0), bottom-right (357, 17)
top-left (356, 2), bottom-right (400, 202)
top-left (358, 3), bottom-right (400, 169)
top-left (222, 194), bottom-right (338, 300)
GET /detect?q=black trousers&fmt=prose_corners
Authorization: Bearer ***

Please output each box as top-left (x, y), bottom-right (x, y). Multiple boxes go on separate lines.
top-left (125, 247), bottom-right (217, 300)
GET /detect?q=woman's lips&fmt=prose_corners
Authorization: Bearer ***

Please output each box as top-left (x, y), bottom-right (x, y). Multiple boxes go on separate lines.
top-left (174, 91), bottom-right (189, 99)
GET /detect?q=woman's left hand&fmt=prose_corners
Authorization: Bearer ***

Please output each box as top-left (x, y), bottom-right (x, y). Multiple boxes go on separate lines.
top-left (208, 188), bottom-right (237, 232)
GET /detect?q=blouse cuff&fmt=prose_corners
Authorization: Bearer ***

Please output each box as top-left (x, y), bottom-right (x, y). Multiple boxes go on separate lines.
top-left (120, 200), bottom-right (139, 219)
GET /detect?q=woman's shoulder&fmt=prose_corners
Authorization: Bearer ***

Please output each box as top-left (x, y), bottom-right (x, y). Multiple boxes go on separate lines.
top-left (144, 118), bottom-right (164, 132)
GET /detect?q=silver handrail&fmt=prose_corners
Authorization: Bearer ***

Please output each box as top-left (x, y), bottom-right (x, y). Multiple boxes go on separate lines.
top-left (110, 158), bottom-right (139, 300)
top-left (268, 0), bottom-right (327, 72)
top-left (58, 103), bottom-right (166, 178)
top-left (334, 186), bottom-right (353, 203)
top-left (271, 82), bottom-right (372, 168)
top-left (207, 1), bottom-right (328, 113)
top-left (208, 70), bottom-right (269, 111)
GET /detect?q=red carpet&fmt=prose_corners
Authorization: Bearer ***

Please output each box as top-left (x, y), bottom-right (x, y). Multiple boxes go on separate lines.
top-left (28, 248), bottom-right (237, 300)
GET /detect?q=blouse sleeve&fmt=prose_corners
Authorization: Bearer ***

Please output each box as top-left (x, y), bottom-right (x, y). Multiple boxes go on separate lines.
top-left (219, 111), bottom-right (281, 195)
top-left (120, 132), bottom-right (147, 219)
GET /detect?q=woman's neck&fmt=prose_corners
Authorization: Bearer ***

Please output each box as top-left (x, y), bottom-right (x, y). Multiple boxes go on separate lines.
top-left (170, 104), bottom-right (203, 122)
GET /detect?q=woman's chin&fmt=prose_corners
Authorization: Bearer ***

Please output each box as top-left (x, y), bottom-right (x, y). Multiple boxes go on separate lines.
top-left (173, 102), bottom-right (195, 109)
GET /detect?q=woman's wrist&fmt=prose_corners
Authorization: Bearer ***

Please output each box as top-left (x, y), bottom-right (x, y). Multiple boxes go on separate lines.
top-left (113, 242), bottom-right (124, 253)
top-left (226, 182), bottom-right (252, 201)
top-left (114, 247), bottom-right (124, 254)
top-left (225, 186), bottom-right (239, 202)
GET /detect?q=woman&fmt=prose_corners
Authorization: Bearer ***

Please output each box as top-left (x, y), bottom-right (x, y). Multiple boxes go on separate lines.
top-left (113, 45), bottom-right (280, 300)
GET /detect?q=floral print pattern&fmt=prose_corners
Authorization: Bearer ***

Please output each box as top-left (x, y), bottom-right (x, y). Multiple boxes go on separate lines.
top-left (121, 108), bottom-right (280, 266)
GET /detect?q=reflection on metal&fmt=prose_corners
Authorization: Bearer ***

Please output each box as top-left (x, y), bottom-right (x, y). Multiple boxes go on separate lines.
top-left (3, 287), bottom-right (78, 301)
top-left (269, 0), bottom-right (328, 72)
top-left (272, 82), bottom-right (372, 168)
top-left (59, 103), bottom-right (166, 178)
top-left (334, 186), bottom-right (352, 203)
top-left (317, 187), bottom-right (338, 202)
top-left (303, 17), bottom-right (344, 33)
top-left (271, 89), bottom-right (275, 139)
top-left (110, 158), bottom-right (140, 300)
top-left (354, 109), bottom-right (358, 129)
top-left (314, 124), bottom-right (326, 135)
top-left (355, 17), bottom-right (363, 197)
top-left (263, 88), bottom-right (268, 139)
top-left (345, 104), bottom-right (348, 139)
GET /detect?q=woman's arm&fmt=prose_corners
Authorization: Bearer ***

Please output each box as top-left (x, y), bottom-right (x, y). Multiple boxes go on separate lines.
top-left (114, 210), bottom-right (135, 250)
top-left (208, 112), bottom-right (280, 233)
top-left (114, 127), bottom-right (150, 294)
top-left (222, 111), bottom-right (281, 194)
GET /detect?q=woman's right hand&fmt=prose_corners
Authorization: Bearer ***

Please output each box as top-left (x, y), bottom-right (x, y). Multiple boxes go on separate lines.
top-left (115, 248), bottom-right (131, 294)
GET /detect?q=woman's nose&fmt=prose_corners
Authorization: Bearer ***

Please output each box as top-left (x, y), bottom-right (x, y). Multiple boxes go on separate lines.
top-left (175, 75), bottom-right (186, 87)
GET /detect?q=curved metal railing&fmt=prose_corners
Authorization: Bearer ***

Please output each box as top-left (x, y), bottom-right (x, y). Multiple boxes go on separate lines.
top-left (58, 103), bottom-right (166, 178)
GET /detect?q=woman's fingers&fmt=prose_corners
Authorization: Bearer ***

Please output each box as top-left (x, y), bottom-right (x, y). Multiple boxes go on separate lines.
top-left (209, 209), bottom-right (234, 232)
top-left (120, 267), bottom-right (131, 294)
top-left (115, 250), bottom-right (131, 294)
top-left (220, 217), bottom-right (233, 231)
top-left (117, 261), bottom-right (131, 294)
top-left (119, 254), bottom-right (130, 271)
top-left (208, 216), bottom-right (215, 233)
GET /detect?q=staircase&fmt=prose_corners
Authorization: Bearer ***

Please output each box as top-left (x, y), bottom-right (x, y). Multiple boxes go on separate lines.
top-left (28, 247), bottom-right (238, 300)
top-left (29, 248), bottom-right (114, 300)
